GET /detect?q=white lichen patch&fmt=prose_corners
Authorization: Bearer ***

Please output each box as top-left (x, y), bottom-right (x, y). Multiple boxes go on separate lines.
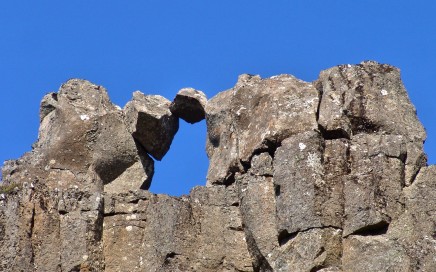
top-left (236, 106), bottom-right (246, 116)
top-left (299, 143), bottom-right (307, 151)
top-left (126, 214), bottom-right (137, 220)
top-left (306, 152), bottom-right (323, 176)
top-left (126, 225), bottom-right (133, 231)
top-left (381, 89), bottom-right (388, 96)
top-left (315, 178), bottom-right (326, 187)
top-left (329, 93), bottom-right (342, 106)
top-left (80, 114), bottom-right (90, 121)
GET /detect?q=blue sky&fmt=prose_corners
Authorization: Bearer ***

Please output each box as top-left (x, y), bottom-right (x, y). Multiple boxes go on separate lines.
top-left (1, 1), bottom-right (435, 195)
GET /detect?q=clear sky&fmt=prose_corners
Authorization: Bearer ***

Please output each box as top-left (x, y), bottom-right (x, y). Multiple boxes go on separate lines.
top-left (1, 1), bottom-right (435, 196)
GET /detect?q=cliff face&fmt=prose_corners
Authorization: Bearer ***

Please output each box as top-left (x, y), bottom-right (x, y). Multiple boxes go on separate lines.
top-left (0, 61), bottom-right (434, 272)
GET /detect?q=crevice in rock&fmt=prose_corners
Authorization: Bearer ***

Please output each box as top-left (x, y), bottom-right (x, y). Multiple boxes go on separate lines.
top-left (368, 152), bottom-right (407, 164)
top-left (310, 265), bottom-right (327, 272)
top-left (163, 251), bottom-right (180, 264)
top-left (246, 139), bottom-right (281, 168)
top-left (104, 222), bottom-right (147, 231)
top-left (29, 204), bottom-right (36, 266)
top-left (70, 264), bottom-right (81, 271)
top-left (314, 78), bottom-right (323, 122)
top-left (279, 226), bottom-right (343, 247)
top-left (264, 139), bottom-right (281, 159)
top-left (127, 198), bottom-right (141, 204)
top-left (351, 221), bottom-right (389, 236)
top-left (240, 160), bottom-right (251, 173)
top-left (318, 125), bottom-right (350, 140)
top-left (229, 225), bottom-right (244, 232)
top-left (278, 229), bottom-right (297, 246)
top-left (345, 141), bottom-right (352, 175)
top-left (139, 176), bottom-right (153, 190)
top-left (314, 246), bottom-right (326, 259)
top-left (408, 166), bottom-right (422, 187)
top-left (349, 116), bottom-right (381, 135)
top-left (223, 171), bottom-right (237, 187)
top-left (243, 228), bottom-right (274, 272)
top-left (274, 184), bottom-right (281, 197)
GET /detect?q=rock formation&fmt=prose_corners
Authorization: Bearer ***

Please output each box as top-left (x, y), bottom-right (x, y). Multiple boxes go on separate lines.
top-left (0, 61), bottom-right (434, 272)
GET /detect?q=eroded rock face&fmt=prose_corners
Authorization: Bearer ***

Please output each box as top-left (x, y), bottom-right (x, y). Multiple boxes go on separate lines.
top-left (206, 74), bottom-right (319, 185)
top-left (1, 61), bottom-right (435, 271)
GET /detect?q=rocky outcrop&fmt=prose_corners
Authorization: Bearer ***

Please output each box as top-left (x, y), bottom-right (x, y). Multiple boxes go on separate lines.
top-left (0, 61), bottom-right (434, 271)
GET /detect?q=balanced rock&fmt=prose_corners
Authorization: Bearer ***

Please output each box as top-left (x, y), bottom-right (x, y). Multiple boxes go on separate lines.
top-left (170, 88), bottom-right (207, 124)
top-left (124, 91), bottom-right (179, 160)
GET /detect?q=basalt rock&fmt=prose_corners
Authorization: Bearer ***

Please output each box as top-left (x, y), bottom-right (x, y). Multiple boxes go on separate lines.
top-left (0, 61), bottom-right (434, 272)
top-left (170, 88), bottom-right (207, 124)
top-left (124, 91), bottom-right (179, 160)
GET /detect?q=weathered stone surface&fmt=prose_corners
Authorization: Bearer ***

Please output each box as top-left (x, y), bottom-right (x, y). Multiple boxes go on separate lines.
top-left (170, 88), bottom-right (207, 124)
top-left (316, 61), bottom-right (426, 142)
top-left (389, 166), bottom-right (436, 271)
top-left (316, 61), bottom-right (427, 187)
top-left (103, 159), bottom-right (153, 194)
top-left (343, 133), bottom-right (406, 236)
top-left (274, 131), bottom-right (339, 235)
top-left (205, 88), bottom-right (241, 185)
top-left (233, 74), bottom-right (319, 163)
top-left (342, 235), bottom-right (410, 272)
top-left (271, 228), bottom-right (343, 272)
top-left (206, 73), bottom-right (319, 185)
top-left (237, 173), bottom-right (277, 270)
top-left (124, 91), bottom-right (179, 160)
top-left (0, 185), bottom-right (105, 272)
top-left (322, 139), bottom-right (348, 228)
top-left (1, 62), bottom-right (435, 271)
top-left (249, 152), bottom-right (274, 176)
top-left (103, 186), bottom-right (252, 272)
